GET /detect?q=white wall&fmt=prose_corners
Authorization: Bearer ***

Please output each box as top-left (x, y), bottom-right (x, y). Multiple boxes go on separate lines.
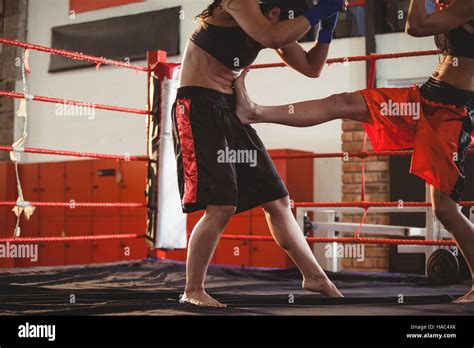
top-left (375, 32), bottom-right (438, 86)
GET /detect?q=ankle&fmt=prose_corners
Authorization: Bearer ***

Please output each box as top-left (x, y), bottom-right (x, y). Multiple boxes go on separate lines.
top-left (185, 285), bottom-right (205, 294)
top-left (254, 104), bottom-right (264, 121)
top-left (304, 271), bottom-right (329, 282)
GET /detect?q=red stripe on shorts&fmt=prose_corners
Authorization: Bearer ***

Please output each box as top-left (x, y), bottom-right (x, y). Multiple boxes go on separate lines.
top-left (175, 99), bottom-right (198, 204)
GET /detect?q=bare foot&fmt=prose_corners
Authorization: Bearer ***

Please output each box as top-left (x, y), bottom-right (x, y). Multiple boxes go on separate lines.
top-left (453, 289), bottom-right (474, 304)
top-left (235, 69), bottom-right (260, 125)
top-left (303, 277), bottom-right (343, 298)
top-left (180, 290), bottom-right (227, 308)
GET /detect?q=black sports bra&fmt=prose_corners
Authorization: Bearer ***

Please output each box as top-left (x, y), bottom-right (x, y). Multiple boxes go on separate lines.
top-left (442, 25), bottom-right (474, 59)
top-left (190, 23), bottom-right (263, 71)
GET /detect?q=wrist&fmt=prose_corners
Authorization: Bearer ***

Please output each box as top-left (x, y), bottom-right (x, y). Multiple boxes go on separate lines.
top-left (302, 9), bottom-right (319, 27)
top-left (318, 28), bottom-right (334, 44)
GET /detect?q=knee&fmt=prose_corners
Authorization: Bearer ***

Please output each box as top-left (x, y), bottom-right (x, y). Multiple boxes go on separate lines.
top-left (262, 196), bottom-right (291, 216)
top-left (331, 93), bottom-right (354, 114)
top-left (433, 199), bottom-right (459, 228)
top-left (331, 92), bottom-right (367, 122)
top-left (205, 205), bottom-right (236, 229)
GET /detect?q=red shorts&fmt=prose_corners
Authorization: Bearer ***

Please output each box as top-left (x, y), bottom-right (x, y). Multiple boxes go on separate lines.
top-left (359, 82), bottom-right (473, 200)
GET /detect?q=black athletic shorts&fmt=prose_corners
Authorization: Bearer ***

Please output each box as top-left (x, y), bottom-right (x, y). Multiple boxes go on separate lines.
top-left (171, 86), bottom-right (289, 214)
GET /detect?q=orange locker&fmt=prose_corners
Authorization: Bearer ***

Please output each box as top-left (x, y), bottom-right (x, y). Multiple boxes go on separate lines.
top-left (65, 216), bottom-right (93, 265)
top-left (214, 215), bottom-right (251, 266)
top-left (120, 215), bottom-right (147, 236)
top-left (0, 256), bottom-right (15, 269)
top-left (13, 242), bottom-right (41, 269)
top-left (250, 241), bottom-right (293, 268)
top-left (120, 161), bottom-right (147, 217)
top-left (0, 160), bottom-right (16, 268)
top-left (0, 162), bottom-right (16, 237)
top-left (224, 215), bottom-right (251, 235)
top-left (92, 160), bottom-right (120, 217)
top-left (18, 163), bottom-right (39, 239)
top-left (120, 216), bottom-right (147, 261)
top-left (39, 162), bottom-right (65, 217)
top-left (215, 240), bottom-right (250, 267)
top-left (251, 213), bottom-right (271, 236)
top-left (38, 216), bottom-right (65, 266)
top-left (119, 238), bottom-right (148, 261)
top-left (0, 162), bottom-right (8, 229)
top-left (267, 149), bottom-right (314, 202)
top-left (92, 216), bottom-right (120, 263)
top-left (164, 249), bottom-right (187, 262)
top-left (65, 160), bottom-right (93, 217)
top-left (250, 206), bottom-right (266, 217)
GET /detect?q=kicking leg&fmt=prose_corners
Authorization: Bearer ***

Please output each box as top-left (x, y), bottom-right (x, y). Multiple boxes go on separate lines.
top-left (235, 70), bottom-right (370, 126)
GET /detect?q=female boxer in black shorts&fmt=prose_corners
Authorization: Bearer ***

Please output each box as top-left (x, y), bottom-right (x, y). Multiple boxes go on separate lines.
top-left (174, 0), bottom-right (346, 307)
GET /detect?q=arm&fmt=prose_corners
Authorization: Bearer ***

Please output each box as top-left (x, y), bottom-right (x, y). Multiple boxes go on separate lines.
top-left (224, 0), bottom-right (342, 49)
top-left (276, 12), bottom-right (340, 78)
top-left (276, 42), bottom-right (329, 78)
top-left (406, 0), bottom-right (474, 37)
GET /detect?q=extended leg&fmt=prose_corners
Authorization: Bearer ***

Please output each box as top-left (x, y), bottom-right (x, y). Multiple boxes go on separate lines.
top-left (235, 70), bottom-right (370, 126)
top-left (261, 196), bottom-right (342, 297)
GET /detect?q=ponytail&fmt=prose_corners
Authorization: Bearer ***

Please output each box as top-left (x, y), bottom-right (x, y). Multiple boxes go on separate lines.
top-left (197, 1), bottom-right (223, 26)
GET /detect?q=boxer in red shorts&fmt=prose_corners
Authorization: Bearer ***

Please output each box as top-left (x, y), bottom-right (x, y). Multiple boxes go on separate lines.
top-left (236, 0), bottom-right (474, 302)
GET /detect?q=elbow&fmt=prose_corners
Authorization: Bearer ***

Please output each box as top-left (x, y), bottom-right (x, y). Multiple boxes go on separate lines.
top-left (305, 70), bottom-right (321, 78)
top-left (406, 26), bottom-right (423, 37)
top-left (260, 29), bottom-right (288, 49)
top-left (261, 38), bottom-right (282, 50)
top-left (405, 21), bottom-right (430, 37)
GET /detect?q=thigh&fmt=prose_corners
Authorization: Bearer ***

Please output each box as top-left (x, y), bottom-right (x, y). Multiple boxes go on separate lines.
top-left (173, 97), bottom-right (238, 210)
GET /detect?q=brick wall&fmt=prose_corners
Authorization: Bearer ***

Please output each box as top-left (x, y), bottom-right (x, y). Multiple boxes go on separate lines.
top-left (0, 0), bottom-right (28, 160)
top-left (341, 119), bottom-right (391, 272)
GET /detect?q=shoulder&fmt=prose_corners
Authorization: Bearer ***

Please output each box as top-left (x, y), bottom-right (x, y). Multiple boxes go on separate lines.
top-left (445, 0), bottom-right (474, 21)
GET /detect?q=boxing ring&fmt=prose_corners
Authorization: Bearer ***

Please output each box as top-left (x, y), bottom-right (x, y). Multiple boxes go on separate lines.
top-left (0, 36), bottom-right (473, 315)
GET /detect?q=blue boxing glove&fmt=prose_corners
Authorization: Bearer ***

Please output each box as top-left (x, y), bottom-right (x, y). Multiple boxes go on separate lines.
top-left (318, 12), bottom-right (339, 44)
top-left (303, 0), bottom-right (345, 27)
top-left (425, 0), bottom-right (436, 14)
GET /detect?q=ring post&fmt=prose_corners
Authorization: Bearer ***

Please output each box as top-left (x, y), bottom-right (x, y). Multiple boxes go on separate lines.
top-left (146, 50), bottom-right (187, 250)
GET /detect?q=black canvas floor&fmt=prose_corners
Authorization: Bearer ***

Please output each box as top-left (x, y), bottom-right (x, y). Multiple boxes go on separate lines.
top-left (0, 260), bottom-right (472, 315)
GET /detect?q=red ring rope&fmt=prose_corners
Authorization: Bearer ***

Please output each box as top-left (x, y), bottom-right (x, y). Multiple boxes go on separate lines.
top-left (293, 201), bottom-right (474, 208)
top-left (249, 50), bottom-right (441, 70)
top-left (1, 200), bottom-right (471, 209)
top-left (0, 145), bottom-right (148, 161)
top-left (0, 37), bottom-right (440, 72)
top-left (0, 91), bottom-right (147, 115)
top-left (270, 148), bottom-right (474, 159)
top-left (0, 38), bottom-right (150, 72)
top-left (220, 234), bottom-right (456, 246)
top-left (0, 234), bottom-right (145, 244)
top-left (0, 202), bottom-right (146, 208)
